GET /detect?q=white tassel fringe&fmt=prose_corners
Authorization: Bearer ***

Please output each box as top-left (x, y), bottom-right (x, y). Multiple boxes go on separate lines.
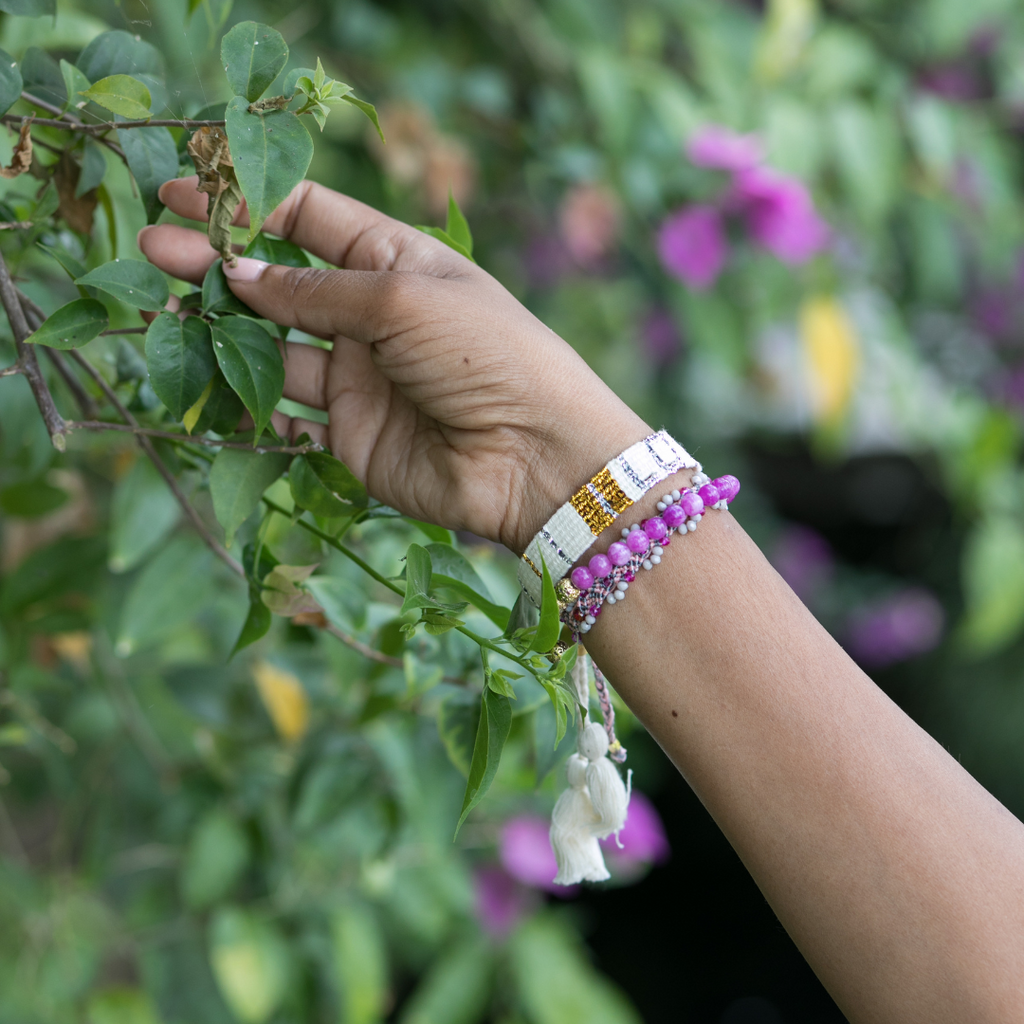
top-left (550, 754), bottom-right (610, 884)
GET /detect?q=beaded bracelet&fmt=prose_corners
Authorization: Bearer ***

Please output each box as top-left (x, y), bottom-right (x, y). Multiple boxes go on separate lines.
top-left (555, 471), bottom-right (741, 643)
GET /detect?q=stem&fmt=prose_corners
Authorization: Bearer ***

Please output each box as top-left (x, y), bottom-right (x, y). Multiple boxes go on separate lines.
top-left (19, 91), bottom-right (127, 162)
top-left (68, 350), bottom-right (244, 577)
top-left (4, 112), bottom-right (226, 132)
top-left (101, 328), bottom-right (147, 335)
top-left (0, 250), bottom-right (67, 449)
top-left (67, 420), bottom-right (323, 455)
top-left (262, 497), bottom-right (535, 671)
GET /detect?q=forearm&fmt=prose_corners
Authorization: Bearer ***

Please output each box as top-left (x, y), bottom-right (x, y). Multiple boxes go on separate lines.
top-left (583, 478), bottom-right (1024, 1023)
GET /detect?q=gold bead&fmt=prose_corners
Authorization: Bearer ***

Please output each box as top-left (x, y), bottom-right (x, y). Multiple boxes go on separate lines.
top-left (554, 577), bottom-right (580, 610)
top-left (546, 640), bottom-right (569, 664)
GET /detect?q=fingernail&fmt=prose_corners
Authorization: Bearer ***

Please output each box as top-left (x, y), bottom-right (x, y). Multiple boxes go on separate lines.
top-left (136, 224), bottom-right (155, 250)
top-left (157, 180), bottom-right (173, 204)
top-left (223, 257), bottom-right (268, 282)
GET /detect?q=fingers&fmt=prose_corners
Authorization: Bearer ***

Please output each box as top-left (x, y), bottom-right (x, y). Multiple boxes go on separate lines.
top-left (138, 223), bottom-right (224, 285)
top-left (221, 259), bottom-right (445, 345)
top-left (281, 341), bottom-right (330, 410)
top-left (158, 177), bottom-right (463, 274)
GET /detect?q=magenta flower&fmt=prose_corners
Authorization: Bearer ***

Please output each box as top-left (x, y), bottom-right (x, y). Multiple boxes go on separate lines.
top-left (733, 166), bottom-right (829, 264)
top-left (846, 589), bottom-right (945, 668)
top-left (601, 790), bottom-right (669, 866)
top-left (499, 815), bottom-right (567, 893)
top-left (686, 125), bottom-right (764, 171)
top-left (771, 526), bottom-right (834, 602)
top-left (643, 308), bottom-right (683, 364)
top-left (657, 205), bottom-right (728, 289)
top-left (473, 866), bottom-right (528, 938)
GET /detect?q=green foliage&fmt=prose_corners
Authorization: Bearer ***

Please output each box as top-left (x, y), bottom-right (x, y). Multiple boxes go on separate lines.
top-left (76, 260), bottom-right (169, 312)
top-left (0, 48), bottom-right (23, 116)
top-left (117, 124), bottom-right (177, 224)
top-left (210, 448), bottom-right (290, 545)
top-left (221, 21), bottom-right (289, 103)
top-left (202, 258), bottom-right (259, 318)
top-left (330, 901), bottom-right (388, 1024)
top-left (210, 316), bottom-right (285, 440)
top-left (416, 192), bottom-right (475, 261)
top-left (455, 686), bottom-right (512, 836)
top-left (225, 96), bottom-right (314, 241)
top-left (79, 75), bottom-right (152, 120)
top-left (0, 0), bottom-right (54, 15)
top-left (25, 298), bottom-right (107, 349)
top-left (109, 457), bottom-right (181, 572)
top-left (181, 808), bottom-right (250, 910)
top-left (398, 937), bottom-right (493, 1024)
top-left (209, 906), bottom-right (290, 1023)
top-left (289, 450), bottom-right (368, 517)
top-left (145, 314), bottom-right (218, 422)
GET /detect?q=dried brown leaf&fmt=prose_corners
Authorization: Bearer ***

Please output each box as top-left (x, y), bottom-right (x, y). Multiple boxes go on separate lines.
top-left (53, 151), bottom-right (97, 235)
top-left (187, 126), bottom-right (244, 263)
top-left (0, 123), bottom-right (33, 180)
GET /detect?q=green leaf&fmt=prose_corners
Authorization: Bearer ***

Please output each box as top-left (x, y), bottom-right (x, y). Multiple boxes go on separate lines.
top-left (220, 21), bottom-right (289, 103)
top-left (115, 534), bottom-right (213, 656)
top-left (59, 60), bottom-right (89, 113)
top-left (181, 808), bottom-right (249, 910)
top-left (341, 93), bottom-right (385, 142)
top-left (424, 543), bottom-right (510, 629)
top-left (437, 690), bottom-right (479, 778)
top-left (414, 225), bottom-right (474, 262)
top-left (35, 242), bottom-right (96, 299)
top-left (80, 75), bottom-right (152, 121)
top-left (960, 516), bottom-right (1024, 654)
top-left (21, 47), bottom-right (65, 109)
top-left (454, 686), bottom-right (511, 837)
top-left (225, 96), bottom-right (314, 241)
top-left (283, 66), bottom-right (316, 96)
top-left (534, 698), bottom-right (575, 785)
top-left (202, 259), bottom-right (259, 318)
top-left (396, 938), bottom-right (493, 1024)
top-left (210, 448), bottom-right (290, 546)
top-left (0, 0), bottom-right (55, 16)
top-left (445, 191), bottom-right (473, 256)
top-left (400, 543), bottom-right (433, 615)
top-left (531, 560), bottom-right (561, 653)
top-left (86, 989), bottom-right (161, 1024)
top-left (77, 30), bottom-right (164, 82)
top-left (410, 519), bottom-right (453, 544)
top-left (75, 140), bottom-right (106, 198)
top-left (485, 668), bottom-right (518, 700)
top-left (0, 48), bottom-right (22, 118)
top-left (232, 594), bottom-right (272, 656)
top-left (117, 124), bottom-right (177, 224)
top-left (145, 314), bottom-right (217, 422)
top-left (209, 907), bottom-right (290, 1024)
top-left (109, 457), bottom-right (180, 573)
top-left (210, 317), bottom-right (285, 440)
top-left (192, 372), bottom-right (246, 436)
top-left (330, 902), bottom-right (388, 1024)
top-left (509, 915), bottom-right (642, 1024)
top-left (76, 259), bottom-right (168, 312)
top-left (289, 451), bottom-right (368, 517)
top-left (0, 477), bottom-right (68, 517)
top-left (25, 298), bottom-right (108, 350)
top-left (242, 233), bottom-right (311, 267)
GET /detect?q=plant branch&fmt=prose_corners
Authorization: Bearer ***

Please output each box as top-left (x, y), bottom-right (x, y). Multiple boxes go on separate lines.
top-left (0, 250), bottom-right (67, 449)
top-left (67, 350), bottom-right (244, 577)
top-left (18, 90), bottom-right (126, 161)
top-left (5, 110), bottom-right (226, 133)
top-left (101, 327), bottom-right (147, 335)
top-left (67, 419), bottom-right (323, 455)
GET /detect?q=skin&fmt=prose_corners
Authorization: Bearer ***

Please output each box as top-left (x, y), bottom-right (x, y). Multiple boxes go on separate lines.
top-left (142, 178), bottom-right (1024, 1023)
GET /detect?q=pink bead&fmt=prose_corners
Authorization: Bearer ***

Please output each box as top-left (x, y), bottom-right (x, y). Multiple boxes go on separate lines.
top-left (588, 553), bottom-right (612, 578)
top-left (662, 503), bottom-right (686, 528)
top-left (626, 530), bottom-right (649, 554)
top-left (643, 516), bottom-right (668, 541)
top-left (679, 491), bottom-right (704, 517)
top-left (570, 566), bottom-right (594, 591)
top-left (607, 541), bottom-right (631, 566)
top-left (698, 483), bottom-right (721, 506)
top-left (713, 474), bottom-right (741, 503)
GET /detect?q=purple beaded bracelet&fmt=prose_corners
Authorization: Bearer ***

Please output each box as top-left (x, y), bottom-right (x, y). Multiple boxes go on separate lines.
top-left (557, 471), bottom-right (741, 643)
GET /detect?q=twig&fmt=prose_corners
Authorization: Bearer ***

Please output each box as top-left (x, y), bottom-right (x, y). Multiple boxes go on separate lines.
top-left (18, 90), bottom-right (126, 162)
top-left (0, 364), bottom-right (22, 377)
top-left (4, 112), bottom-right (226, 132)
top-left (0, 221), bottom-right (32, 230)
top-left (318, 620), bottom-right (466, 685)
top-left (0, 250), bottom-right (67, 449)
top-left (67, 419), bottom-right (324, 455)
top-left (67, 350), bottom-right (244, 577)
top-left (101, 327), bottom-right (147, 335)
top-left (43, 348), bottom-right (100, 419)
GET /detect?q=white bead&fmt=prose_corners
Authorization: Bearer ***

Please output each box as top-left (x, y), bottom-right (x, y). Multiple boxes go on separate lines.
top-left (687, 521), bottom-right (696, 532)
top-left (653, 546), bottom-right (663, 556)
top-left (621, 527), bottom-right (630, 538)
top-left (671, 489), bottom-right (681, 501)
top-left (642, 559), bottom-right (653, 570)
top-left (606, 593), bottom-right (616, 604)
top-left (580, 622), bottom-right (591, 633)
top-left (656, 501), bottom-right (666, 512)
top-left (630, 523), bottom-right (641, 531)
top-left (693, 513), bottom-right (702, 522)
top-left (651, 555), bottom-right (661, 564)
top-left (585, 615), bottom-right (596, 625)
top-left (617, 581), bottom-right (628, 592)
top-left (661, 493), bottom-right (672, 505)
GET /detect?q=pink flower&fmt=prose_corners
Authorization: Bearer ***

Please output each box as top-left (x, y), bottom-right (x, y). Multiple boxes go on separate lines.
top-left (686, 125), bottom-right (764, 171)
top-left (732, 167), bottom-right (829, 264)
top-left (499, 816), bottom-right (568, 894)
top-left (771, 526), bottom-right (834, 602)
top-left (473, 865), bottom-right (529, 938)
top-left (846, 589), bottom-right (945, 668)
top-left (657, 205), bottom-right (728, 289)
top-left (558, 184), bottom-right (621, 267)
top-left (600, 790), bottom-right (669, 867)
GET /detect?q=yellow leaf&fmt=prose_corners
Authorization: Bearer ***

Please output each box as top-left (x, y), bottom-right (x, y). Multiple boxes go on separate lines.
top-left (755, 0), bottom-right (817, 82)
top-left (51, 631), bottom-right (92, 674)
top-left (800, 295), bottom-right (859, 426)
top-left (183, 376), bottom-right (215, 434)
top-left (253, 661), bottom-right (309, 742)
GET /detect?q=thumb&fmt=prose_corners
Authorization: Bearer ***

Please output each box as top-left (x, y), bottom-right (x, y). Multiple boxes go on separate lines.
top-left (222, 257), bottom-right (422, 343)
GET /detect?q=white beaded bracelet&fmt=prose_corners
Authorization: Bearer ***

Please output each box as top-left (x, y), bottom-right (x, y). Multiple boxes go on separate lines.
top-left (517, 430), bottom-right (698, 606)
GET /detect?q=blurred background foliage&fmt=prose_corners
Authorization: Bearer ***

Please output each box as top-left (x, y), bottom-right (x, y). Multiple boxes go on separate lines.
top-left (2, 0), bottom-right (1024, 1021)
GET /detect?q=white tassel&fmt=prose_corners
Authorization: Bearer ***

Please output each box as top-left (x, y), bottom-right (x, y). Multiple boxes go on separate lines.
top-left (550, 754), bottom-right (610, 884)
top-left (578, 722), bottom-right (631, 844)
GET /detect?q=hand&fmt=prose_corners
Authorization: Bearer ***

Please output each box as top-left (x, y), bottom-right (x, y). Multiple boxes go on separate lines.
top-left (139, 178), bottom-right (649, 552)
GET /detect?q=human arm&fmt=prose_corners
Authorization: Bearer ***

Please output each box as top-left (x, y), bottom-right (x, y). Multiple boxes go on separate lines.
top-left (140, 179), bottom-right (1024, 1023)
